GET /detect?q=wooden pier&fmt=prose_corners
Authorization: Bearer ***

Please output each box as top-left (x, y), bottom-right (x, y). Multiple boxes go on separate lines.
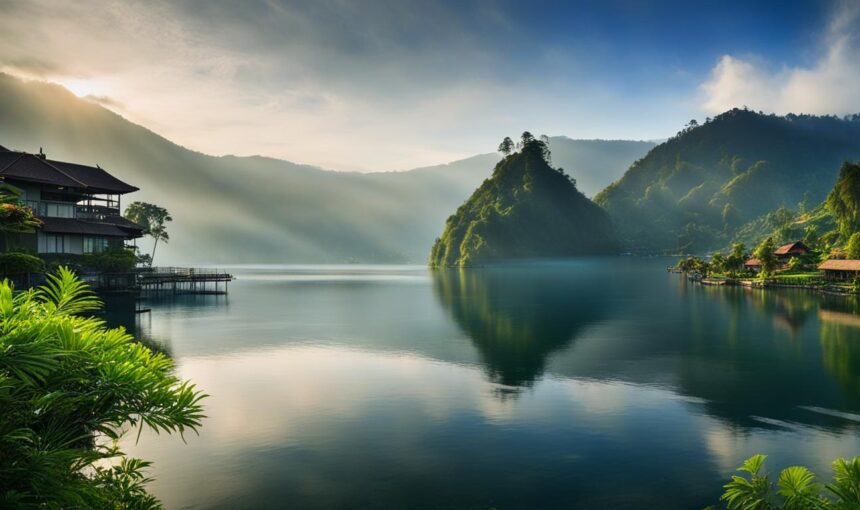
top-left (82, 267), bottom-right (235, 294)
top-left (136, 267), bottom-right (234, 294)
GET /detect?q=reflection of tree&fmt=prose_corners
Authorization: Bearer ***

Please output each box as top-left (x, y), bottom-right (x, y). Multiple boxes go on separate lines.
top-left (819, 297), bottom-right (860, 398)
top-left (96, 293), bottom-right (173, 357)
top-left (674, 285), bottom-right (859, 429)
top-left (432, 266), bottom-right (607, 388)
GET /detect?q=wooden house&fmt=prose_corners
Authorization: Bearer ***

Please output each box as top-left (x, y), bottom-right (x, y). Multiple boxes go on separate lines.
top-left (0, 146), bottom-right (142, 255)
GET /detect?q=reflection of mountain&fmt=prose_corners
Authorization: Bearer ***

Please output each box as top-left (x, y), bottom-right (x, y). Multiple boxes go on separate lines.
top-left (432, 265), bottom-right (608, 388)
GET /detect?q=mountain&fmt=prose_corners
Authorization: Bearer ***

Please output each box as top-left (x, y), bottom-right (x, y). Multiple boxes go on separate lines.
top-left (595, 109), bottom-right (860, 253)
top-left (429, 137), bottom-right (617, 267)
top-left (0, 73), bottom-right (651, 264)
top-left (546, 137), bottom-right (654, 197)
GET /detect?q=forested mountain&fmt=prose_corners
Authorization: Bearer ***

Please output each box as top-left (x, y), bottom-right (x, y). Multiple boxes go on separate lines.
top-left (0, 73), bottom-right (649, 263)
top-left (429, 135), bottom-right (617, 267)
top-left (595, 109), bottom-right (860, 253)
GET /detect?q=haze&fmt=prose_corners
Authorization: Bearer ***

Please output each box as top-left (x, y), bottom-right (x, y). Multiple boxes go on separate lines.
top-left (2, 0), bottom-right (859, 171)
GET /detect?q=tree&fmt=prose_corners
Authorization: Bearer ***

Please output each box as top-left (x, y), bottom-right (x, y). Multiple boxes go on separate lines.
top-left (725, 242), bottom-right (746, 276)
top-left (719, 454), bottom-right (860, 509)
top-left (520, 131), bottom-right (535, 148)
top-left (826, 162), bottom-right (860, 238)
top-left (710, 252), bottom-right (726, 276)
top-left (803, 224), bottom-right (820, 250)
top-left (0, 183), bottom-right (41, 251)
top-left (124, 202), bottom-right (172, 266)
top-left (497, 136), bottom-right (514, 156)
top-left (847, 232), bottom-right (860, 259)
top-left (754, 237), bottom-right (778, 277)
top-left (0, 268), bottom-right (205, 508)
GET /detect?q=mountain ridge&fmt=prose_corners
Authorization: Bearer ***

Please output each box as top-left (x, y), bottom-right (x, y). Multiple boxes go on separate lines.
top-left (0, 73), bottom-right (651, 263)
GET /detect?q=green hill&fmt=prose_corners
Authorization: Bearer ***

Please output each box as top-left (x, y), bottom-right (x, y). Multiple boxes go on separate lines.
top-left (429, 135), bottom-right (617, 267)
top-left (595, 109), bottom-right (860, 253)
top-left (0, 73), bottom-right (650, 263)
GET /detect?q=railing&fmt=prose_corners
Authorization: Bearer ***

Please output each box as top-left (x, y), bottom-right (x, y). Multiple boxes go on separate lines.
top-left (22, 200), bottom-right (123, 221)
top-left (76, 204), bottom-right (121, 221)
top-left (136, 267), bottom-right (234, 282)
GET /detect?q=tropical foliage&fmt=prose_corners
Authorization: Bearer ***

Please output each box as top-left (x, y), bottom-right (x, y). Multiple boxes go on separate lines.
top-left (429, 133), bottom-right (617, 267)
top-left (0, 183), bottom-right (42, 253)
top-left (826, 162), bottom-right (860, 239)
top-left (124, 202), bottom-right (172, 266)
top-left (0, 268), bottom-right (205, 508)
top-left (596, 109), bottom-right (860, 253)
top-left (753, 237), bottom-right (779, 277)
top-left (0, 252), bottom-right (45, 276)
top-left (717, 454), bottom-right (860, 510)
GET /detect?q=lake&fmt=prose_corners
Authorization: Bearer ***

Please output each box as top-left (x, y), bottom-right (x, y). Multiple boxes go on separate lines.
top-left (105, 258), bottom-right (860, 509)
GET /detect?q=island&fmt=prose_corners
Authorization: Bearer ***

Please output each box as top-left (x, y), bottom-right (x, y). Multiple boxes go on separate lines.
top-left (429, 133), bottom-right (617, 267)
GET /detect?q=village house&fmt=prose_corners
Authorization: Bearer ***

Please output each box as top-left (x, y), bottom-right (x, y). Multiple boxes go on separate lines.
top-left (774, 240), bottom-right (810, 263)
top-left (0, 146), bottom-right (142, 255)
top-left (744, 240), bottom-right (810, 272)
top-left (818, 259), bottom-right (860, 281)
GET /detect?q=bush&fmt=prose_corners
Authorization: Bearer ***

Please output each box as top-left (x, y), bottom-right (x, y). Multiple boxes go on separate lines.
top-left (83, 249), bottom-right (138, 272)
top-left (0, 268), bottom-right (205, 508)
top-left (43, 249), bottom-right (138, 273)
top-left (717, 454), bottom-right (860, 509)
top-left (0, 252), bottom-right (45, 275)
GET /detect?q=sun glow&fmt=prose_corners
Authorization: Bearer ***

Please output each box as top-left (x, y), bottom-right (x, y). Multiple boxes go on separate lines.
top-left (57, 78), bottom-right (107, 98)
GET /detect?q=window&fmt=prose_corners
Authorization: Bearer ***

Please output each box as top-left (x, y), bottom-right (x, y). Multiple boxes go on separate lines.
top-left (44, 234), bottom-right (65, 254)
top-left (84, 236), bottom-right (109, 254)
top-left (44, 202), bottom-right (75, 218)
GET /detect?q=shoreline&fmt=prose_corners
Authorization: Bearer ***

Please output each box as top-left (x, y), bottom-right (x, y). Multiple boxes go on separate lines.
top-left (673, 270), bottom-right (859, 297)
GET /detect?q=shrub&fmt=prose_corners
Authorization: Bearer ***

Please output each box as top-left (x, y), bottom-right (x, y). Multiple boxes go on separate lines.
top-left (0, 267), bottom-right (205, 508)
top-left (718, 454), bottom-right (860, 509)
top-left (82, 249), bottom-right (138, 272)
top-left (0, 252), bottom-right (45, 275)
top-left (43, 249), bottom-right (138, 273)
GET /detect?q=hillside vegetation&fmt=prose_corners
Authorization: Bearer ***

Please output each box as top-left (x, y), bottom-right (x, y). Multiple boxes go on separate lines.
top-left (596, 109), bottom-right (860, 253)
top-left (429, 134), bottom-right (617, 267)
top-left (0, 73), bottom-right (650, 263)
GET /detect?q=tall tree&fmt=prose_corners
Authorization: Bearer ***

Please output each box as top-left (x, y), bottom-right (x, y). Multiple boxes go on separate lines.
top-left (754, 237), bottom-right (778, 276)
top-left (497, 137), bottom-right (514, 156)
top-left (724, 242), bottom-right (746, 276)
top-left (826, 162), bottom-right (860, 238)
top-left (124, 202), bottom-right (172, 266)
top-left (520, 131), bottom-right (535, 147)
top-left (847, 232), bottom-right (860, 259)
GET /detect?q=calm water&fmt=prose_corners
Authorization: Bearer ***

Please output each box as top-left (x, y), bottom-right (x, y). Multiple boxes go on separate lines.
top-left (103, 258), bottom-right (860, 509)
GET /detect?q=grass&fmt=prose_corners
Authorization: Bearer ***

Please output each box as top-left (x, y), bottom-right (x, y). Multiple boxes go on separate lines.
top-left (773, 272), bottom-right (822, 281)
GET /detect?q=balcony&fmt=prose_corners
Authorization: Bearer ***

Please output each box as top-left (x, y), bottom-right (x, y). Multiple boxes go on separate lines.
top-left (76, 204), bottom-right (122, 222)
top-left (23, 200), bottom-right (123, 222)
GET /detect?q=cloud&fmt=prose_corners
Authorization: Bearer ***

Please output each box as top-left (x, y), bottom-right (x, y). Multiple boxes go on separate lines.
top-left (701, 1), bottom-right (860, 115)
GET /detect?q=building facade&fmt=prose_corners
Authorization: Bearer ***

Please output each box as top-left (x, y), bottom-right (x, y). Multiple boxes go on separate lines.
top-left (0, 147), bottom-right (143, 255)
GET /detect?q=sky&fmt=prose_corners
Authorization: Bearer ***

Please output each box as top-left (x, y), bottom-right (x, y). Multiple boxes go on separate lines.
top-left (0, 0), bottom-right (858, 171)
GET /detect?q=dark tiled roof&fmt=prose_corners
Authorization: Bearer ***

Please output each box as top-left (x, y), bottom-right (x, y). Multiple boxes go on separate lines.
top-left (775, 241), bottom-right (809, 255)
top-left (48, 160), bottom-right (138, 194)
top-left (40, 217), bottom-right (132, 237)
top-left (99, 215), bottom-right (144, 234)
top-left (0, 152), bottom-right (83, 188)
top-left (0, 144), bottom-right (8, 151)
top-left (0, 151), bottom-right (137, 194)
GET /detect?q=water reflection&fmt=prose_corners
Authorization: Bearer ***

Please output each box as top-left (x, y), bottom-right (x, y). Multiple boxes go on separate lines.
top-left (433, 266), bottom-right (607, 389)
top-left (667, 285), bottom-right (860, 430)
top-left (103, 262), bottom-right (860, 510)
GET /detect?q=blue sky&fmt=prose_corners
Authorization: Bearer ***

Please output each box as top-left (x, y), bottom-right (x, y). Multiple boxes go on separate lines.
top-left (0, 0), bottom-right (857, 170)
